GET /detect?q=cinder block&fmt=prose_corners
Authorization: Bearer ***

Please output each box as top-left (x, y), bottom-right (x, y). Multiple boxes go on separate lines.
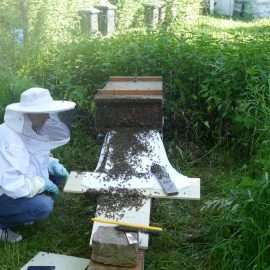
top-left (91, 226), bottom-right (138, 267)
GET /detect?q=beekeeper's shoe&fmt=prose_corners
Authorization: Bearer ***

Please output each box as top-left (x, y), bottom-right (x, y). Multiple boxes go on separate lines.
top-left (0, 228), bottom-right (23, 243)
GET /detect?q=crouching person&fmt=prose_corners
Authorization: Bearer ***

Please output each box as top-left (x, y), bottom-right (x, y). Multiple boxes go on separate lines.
top-left (0, 88), bottom-right (76, 242)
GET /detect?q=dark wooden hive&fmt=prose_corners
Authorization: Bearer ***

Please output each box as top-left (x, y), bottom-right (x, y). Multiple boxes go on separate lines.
top-left (95, 76), bottom-right (163, 130)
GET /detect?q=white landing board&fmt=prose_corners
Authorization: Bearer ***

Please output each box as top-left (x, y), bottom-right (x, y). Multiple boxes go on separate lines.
top-left (90, 198), bottom-right (152, 249)
top-left (64, 171), bottom-right (200, 200)
top-left (21, 252), bottom-right (89, 270)
top-left (64, 129), bottom-right (200, 200)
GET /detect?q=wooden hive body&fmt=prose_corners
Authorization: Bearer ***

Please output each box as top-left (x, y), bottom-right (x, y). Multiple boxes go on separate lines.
top-left (95, 76), bottom-right (163, 130)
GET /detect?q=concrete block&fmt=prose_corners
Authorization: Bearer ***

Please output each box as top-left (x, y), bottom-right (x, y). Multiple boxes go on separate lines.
top-left (91, 227), bottom-right (138, 267)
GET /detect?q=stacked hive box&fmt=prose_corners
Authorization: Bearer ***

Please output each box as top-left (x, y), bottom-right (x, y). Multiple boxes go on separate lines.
top-left (95, 76), bottom-right (163, 131)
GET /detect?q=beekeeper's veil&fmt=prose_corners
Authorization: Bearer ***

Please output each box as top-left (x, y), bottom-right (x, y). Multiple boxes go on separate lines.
top-left (4, 87), bottom-right (76, 151)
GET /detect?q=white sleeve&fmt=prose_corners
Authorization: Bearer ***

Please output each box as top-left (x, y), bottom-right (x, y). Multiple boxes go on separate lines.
top-left (0, 143), bottom-right (46, 199)
top-left (0, 170), bottom-right (45, 199)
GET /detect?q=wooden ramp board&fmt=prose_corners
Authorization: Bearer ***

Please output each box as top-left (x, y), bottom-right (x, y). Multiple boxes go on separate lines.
top-left (64, 130), bottom-right (200, 200)
top-left (98, 90), bottom-right (162, 96)
top-left (20, 252), bottom-right (89, 270)
top-left (64, 171), bottom-right (200, 200)
top-left (96, 130), bottom-right (200, 199)
top-left (90, 199), bottom-right (151, 249)
top-left (110, 76), bottom-right (162, 81)
top-left (101, 77), bottom-right (163, 93)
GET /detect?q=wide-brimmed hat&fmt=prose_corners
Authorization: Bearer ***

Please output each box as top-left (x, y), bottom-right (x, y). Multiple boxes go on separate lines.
top-left (6, 87), bottom-right (76, 113)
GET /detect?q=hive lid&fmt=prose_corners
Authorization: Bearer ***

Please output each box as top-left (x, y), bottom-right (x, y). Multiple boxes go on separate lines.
top-left (95, 0), bottom-right (117, 10)
top-left (144, 1), bottom-right (165, 8)
top-left (96, 76), bottom-right (163, 98)
top-left (78, 7), bottom-right (101, 13)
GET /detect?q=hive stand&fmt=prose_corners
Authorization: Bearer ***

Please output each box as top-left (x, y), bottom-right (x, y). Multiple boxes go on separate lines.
top-left (144, 1), bottom-right (166, 28)
top-left (78, 7), bottom-right (101, 34)
top-left (64, 76), bottom-right (200, 270)
top-left (95, 1), bottom-right (117, 35)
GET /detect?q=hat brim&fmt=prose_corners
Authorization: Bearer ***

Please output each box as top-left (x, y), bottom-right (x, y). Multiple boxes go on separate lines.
top-left (6, 101), bottom-right (76, 113)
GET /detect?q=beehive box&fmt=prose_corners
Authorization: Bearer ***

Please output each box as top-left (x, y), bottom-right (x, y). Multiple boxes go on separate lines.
top-left (95, 76), bottom-right (163, 130)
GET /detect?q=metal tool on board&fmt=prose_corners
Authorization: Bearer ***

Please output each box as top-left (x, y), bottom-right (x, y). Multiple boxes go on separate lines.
top-left (151, 163), bottom-right (179, 196)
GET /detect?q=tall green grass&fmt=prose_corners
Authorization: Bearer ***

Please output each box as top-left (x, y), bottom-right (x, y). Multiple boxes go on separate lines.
top-left (202, 174), bottom-right (270, 270)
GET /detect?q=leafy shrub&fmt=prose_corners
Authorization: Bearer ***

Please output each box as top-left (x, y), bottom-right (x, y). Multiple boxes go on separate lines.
top-left (22, 27), bottom-right (270, 159)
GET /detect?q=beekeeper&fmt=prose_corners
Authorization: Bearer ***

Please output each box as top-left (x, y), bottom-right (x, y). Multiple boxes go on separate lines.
top-left (0, 88), bottom-right (76, 242)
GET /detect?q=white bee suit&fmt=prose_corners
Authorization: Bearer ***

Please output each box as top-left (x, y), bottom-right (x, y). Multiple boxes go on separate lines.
top-left (0, 88), bottom-right (75, 199)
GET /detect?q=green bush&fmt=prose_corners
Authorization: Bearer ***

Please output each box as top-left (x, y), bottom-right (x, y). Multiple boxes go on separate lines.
top-left (22, 28), bottom-right (270, 158)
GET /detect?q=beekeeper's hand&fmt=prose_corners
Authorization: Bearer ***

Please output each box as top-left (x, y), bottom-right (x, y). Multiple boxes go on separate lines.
top-left (44, 178), bottom-right (59, 196)
top-left (48, 158), bottom-right (69, 180)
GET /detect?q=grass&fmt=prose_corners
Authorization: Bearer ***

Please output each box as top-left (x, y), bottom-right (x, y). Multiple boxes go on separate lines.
top-left (0, 194), bottom-right (94, 270)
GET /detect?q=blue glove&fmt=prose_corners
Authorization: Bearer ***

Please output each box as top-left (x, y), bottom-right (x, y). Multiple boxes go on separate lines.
top-left (48, 159), bottom-right (69, 179)
top-left (44, 178), bottom-right (59, 196)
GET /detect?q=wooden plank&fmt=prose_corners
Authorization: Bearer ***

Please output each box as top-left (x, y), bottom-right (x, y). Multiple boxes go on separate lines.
top-left (95, 94), bottom-right (163, 102)
top-left (99, 89), bottom-right (162, 96)
top-left (90, 199), bottom-right (151, 249)
top-left (102, 81), bottom-right (163, 91)
top-left (110, 76), bottom-right (162, 82)
top-left (64, 171), bottom-right (88, 194)
top-left (21, 252), bottom-right (89, 270)
top-left (137, 250), bottom-right (144, 270)
top-left (64, 171), bottom-right (200, 200)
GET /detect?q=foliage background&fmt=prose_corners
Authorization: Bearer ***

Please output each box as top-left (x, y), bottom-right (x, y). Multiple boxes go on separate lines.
top-left (1, 0), bottom-right (270, 269)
